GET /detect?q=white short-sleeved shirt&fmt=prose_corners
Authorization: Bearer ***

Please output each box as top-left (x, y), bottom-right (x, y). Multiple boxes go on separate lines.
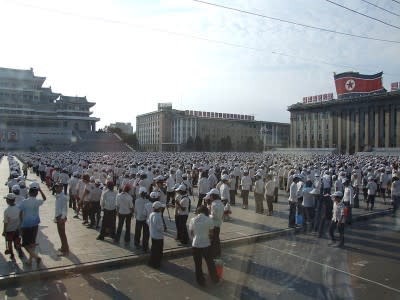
top-left (177, 196), bottom-right (190, 216)
top-left (4, 206), bottom-right (21, 232)
top-left (189, 213), bottom-right (214, 248)
top-left (116, 192), bottom-right (133, 214)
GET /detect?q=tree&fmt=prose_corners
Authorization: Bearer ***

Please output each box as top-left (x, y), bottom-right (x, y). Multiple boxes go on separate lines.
top-left (194, 135), bottom-right (203, 151)
top-left (203, 135), bottom-right (211, 152)
top-left (185, 136), bottom-right (194, 151)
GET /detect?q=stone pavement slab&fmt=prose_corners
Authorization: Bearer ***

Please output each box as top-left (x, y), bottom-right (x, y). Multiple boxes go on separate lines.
top-left (0, 156), bottom-right (392, 282)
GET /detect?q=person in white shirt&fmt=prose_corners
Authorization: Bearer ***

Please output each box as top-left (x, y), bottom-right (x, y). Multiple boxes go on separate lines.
top-left (189, 205), bottom-right (219, 287)
top-left (166, 172), bottom-right (176, 206)
top-left (197, 171), bottom-right (210, 208)
top-left (175, 184), bottom-right (190, 245)
top-left (253, 173), bottom-right (264, 214)
top-left (114, 185), bottom-right (134, 244)
top-left (391, 176), bottom-right (400, 217)
top-left (329, 191), bottom-right (345, 248)
top-left (97, 181), bottom-right (117, 241)
top-left (240, 170), bottom-right (252, 209)
top-left (148, 201), bottom-right (165, 269)
top-left (288, 175), bottom-right (301, 228)
top-left (366, 176), bottom-right (377, 211)
top-left (264, 174), bottom-right (275, 216)
top-left (219, 175), bottom-right (230, 206)
top-left (59, 169), bottom-right (70, 195)
top-left (228, 173), bottom-right (236, 206)
top-left (134, 187), bottom-right (151, 251)
top-left (54, 183), bottom-right (69, 256)
top-left (88, 179), bottom-right (102, 229)
top-left (68, 173), bottom-right (79, 212)
top-left (342, 179), bottom-right (353, 225)
top-left (209, 188), bottom-right (224, 259)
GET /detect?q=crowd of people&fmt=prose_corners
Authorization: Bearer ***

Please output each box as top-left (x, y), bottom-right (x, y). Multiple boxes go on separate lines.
top-left (2, 151), bottom-right (399, 286)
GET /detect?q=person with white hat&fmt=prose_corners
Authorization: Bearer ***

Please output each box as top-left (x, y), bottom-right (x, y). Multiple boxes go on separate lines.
top-left (208, 188), bottom-right (224, 259)
top-left (366, 176), bottom-right (377, 211)
top-left (329, 191), bottom-right (345, 248)
top-left (288, 174), bottom-right (302, 228)
top-left (87, 179), bottom-right (102, 229)
top-left (114, 184), bottom-right (134, 244)
top-left (68, 172), bottom-right (80, 212)
top-left (97, 181), bottom-right (117, 241)
top-left (189, 205), bottom-right (219, 287)
top-left (148, 201), bottom-right (165, 269)
top-left (53, 182), bottom-right (69, 256)
top-left (264, 174), bottom-right (275, 216)
top-left (174, 184), bottom-right (190, 245)
top-left (12, 184), bottom-right (24, 207)
top-left (19, 182), bottom-right (46, 265)
top-left (197, 171), bottom-right (210, 209)
top-left (134, 187), bottom-right (152, 251)
top-left (253, 173), bottom-right (265, 214)
top-left (240, 170), bottom-right (252, 209)
top-left (2, 193), bottom-right (24, 261)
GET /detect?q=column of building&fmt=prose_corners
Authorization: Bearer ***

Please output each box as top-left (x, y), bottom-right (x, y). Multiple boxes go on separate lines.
top-left (374, 109), bottom-right (380, 148)
top-left (328, 112), bottom-right (334, 148)
top-left (345, 112), bottom-right (351, 154)
top-left (396, 106), bottom-right (400, 147)
top-left (354, 111), bottom-right (360, 153)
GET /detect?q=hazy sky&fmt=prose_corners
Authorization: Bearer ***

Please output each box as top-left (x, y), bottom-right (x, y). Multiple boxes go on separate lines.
top-left (1, 0), bottom-right (399, 129)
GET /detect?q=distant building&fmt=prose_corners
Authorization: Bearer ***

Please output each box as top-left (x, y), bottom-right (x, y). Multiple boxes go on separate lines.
top-left (288, 91), bottom-right (400, 154)
top-left (0, 67), bottom-right (99, 150)
top-left (136, 103), bottom-right (289, 152)
top-left (109, 122), bottom-right (133, 135)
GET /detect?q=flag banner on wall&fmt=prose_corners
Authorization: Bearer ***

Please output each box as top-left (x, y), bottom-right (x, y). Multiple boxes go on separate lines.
top-left (334, 72), bottom-right (385, 99)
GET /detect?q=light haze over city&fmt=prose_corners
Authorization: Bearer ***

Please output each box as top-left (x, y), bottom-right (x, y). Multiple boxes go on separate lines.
top-left (1, 0), bottom-right (399, 129)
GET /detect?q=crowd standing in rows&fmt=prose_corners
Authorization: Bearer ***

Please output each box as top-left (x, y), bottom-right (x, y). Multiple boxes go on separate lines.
top-left (2, 151), bottom-right (399, 286)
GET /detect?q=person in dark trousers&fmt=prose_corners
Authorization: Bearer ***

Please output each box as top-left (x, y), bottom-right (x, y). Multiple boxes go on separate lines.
top-left (97, 181), bottom-right (117, 241)
top-left (329, 191), bottom-right (345, 248)
top-left (189, 205), bottom-right (219, 287)
top-left (148, 201), bottom-right (165, 269)
top-left (114, 185), bottom-right (134, 244)
top-left (174, 184), bottom-right (190, 245)
top-left (134, 187), bottom-right (151, 251)
top-left (54, 182), bottom-right (69, 256)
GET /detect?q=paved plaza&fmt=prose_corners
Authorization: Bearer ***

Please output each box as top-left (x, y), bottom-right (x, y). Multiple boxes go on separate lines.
top-left (0, 155), bottom-right (393, 283)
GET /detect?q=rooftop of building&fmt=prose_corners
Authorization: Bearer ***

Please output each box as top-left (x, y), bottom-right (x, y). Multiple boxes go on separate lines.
top-left (287, 90), bottom-right (400, 112)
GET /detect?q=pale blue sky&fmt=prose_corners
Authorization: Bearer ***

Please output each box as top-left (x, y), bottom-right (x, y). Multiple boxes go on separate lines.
top-left (0, 0), bottom-right (399, 129)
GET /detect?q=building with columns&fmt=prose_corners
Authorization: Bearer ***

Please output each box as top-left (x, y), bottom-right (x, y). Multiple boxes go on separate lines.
top-left (136, 103), bottom-right (289, 152)
top-left (287, 91), bottom-right (400, 154)
top-left (0, 67), bottom-right (99, 150)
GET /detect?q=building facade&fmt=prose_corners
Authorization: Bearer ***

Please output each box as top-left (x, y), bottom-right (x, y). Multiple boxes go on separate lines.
top-left (0, 67), bottom-right (99, 150)
top-left (136, 103), bottom-right (289, 152)
top-left (109, 122), bottom-right (133, 135)
top-left (288, 91), bottom-right (400, 154)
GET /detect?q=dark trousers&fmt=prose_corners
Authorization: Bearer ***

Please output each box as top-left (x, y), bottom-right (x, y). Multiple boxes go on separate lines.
top-left (69, 194), bottom-right (76, 211)
top-left (229, 190), bottom-right (236, 205)
top-left (63, 184), bottom-right (68, 195)
top-left (367, 195), bottom-right (375, 210)
top-left (134, 220), bottom-right (149, 251)
top-left (175, 215), bottom-right (189, 244)
top-left (82, 201), bottom-right (89, 222)
top-left (149, 238), bottom-right (164, 268)
top-left (99, 209), bottom-right (116, 238)
top-left (329, 221), bottom-right (344, 245)
top-left (241, 190), bottom-right (249, 207)
top-left (89, 202), bottom-right (101, 227)
top-left (197, 193), bottom-right (206, 208)
top-left (393, 195), bottom-right (400, 216)
top-left (266, 195), bottom-right (274, 213)
top-left (274, 187), bottom-right (278, 202)
top-left (192, 246), bottom-right (219, 285)
top-left (39, 171), bottom-right (46, 182)
top-left (56, 220), bottom-right (69, 253)
top-left (115, 213), bottom-right (132, 242)
top-left (167, 191), bottom-right (175, 205)
top-left (235, 176), bottom-right (239, 192)
top-left (303, 206), bottom-right (315, 232)
top-left (211, 227), bottom-right (221, 259)
top-left (288, 201), bottom-right (297, 227)
top-left (254, 192), bottom-right (264, 213)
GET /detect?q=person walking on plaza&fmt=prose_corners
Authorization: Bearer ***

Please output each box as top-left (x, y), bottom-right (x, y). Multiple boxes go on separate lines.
top-left (228, 173), bottom-right (236, 206)
top-left (174, 184), bottom-right (190, 245)
top-left (342, 179), bottom-right (353, 225)
top-left (114, 184), bottom-right (134, 244)
top-left (288, 175), bottom-right (301, 228)
top-left (134, 187), bottom-right (151, 251)
top-left (197, 171), bottom-right (210, 208)
top-left (329, 191), bottom-right (345, 248)
top-left (209, 188), bottom-right (224, 259)
top-left (240, 170), bottom-right (252, 209)
top-left (189, 205), bottom-right (219, 287)
top-left (264, 174), bottom-right (275, 216)
top-left (19, 182), bottom-right (46, 266)
top-left (2, 193), bottom-right (24, 261)
top-left (253, 173), bottom-right (264, 214)
top-left (391, 176), bottom-right (400, 217)
top-left (54, 182), bottom-right (69, 256)
top-left (88, 179), bottom-right (102, 229)
top-left (97, 181), bottom-right (117, 241)
top-left (68, 172), bottom-right (79, 212)
top-left (366, 176), bottom-right (377, 211)
top-left (148, 201), bottom-right (165, 269)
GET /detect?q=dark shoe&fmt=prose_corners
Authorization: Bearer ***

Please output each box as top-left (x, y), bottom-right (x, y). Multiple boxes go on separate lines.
top-left (96, 236), bottom-right (104, 241)
top-left (73, 215), bottom-right (79, 219)
top-left (82, 221), bottom-right (89, 225)
top-left (36, 257), bottom-right (42, 265)
top-left (10, 254), bottom-right (15, 261)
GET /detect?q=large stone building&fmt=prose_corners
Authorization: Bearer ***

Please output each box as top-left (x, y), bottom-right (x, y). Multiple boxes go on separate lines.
top-left (0, 67), bottom-right (99, 150)
top-left (136, 103), bottom-right (289, 152)
top-left (287, 90), bottom-right (400, 154)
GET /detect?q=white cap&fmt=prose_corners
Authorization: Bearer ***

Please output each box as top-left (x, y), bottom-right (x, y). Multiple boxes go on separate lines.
top-left (150, 191), bottom-right (160, 199)
top-left (208, 188), bottom-right (220, 196)
top-left (4, 193), bottom-right (16, 200)
top-left (29, 182), bottom-right (40, 190)
top-left (331, 191), bottom-right (343, 198)
top-left (221, 174), bottom-right (229, 181)
top-left (139, 186), bottom-right (147, 194)
top-left (152, 201), bottom-right (165, 209)
top-left (309, 188), bottom-right (320, 195)
top-left (175, 184), bottom-right (187, 192)
top-left (12, 184), bottom-right (20, 191)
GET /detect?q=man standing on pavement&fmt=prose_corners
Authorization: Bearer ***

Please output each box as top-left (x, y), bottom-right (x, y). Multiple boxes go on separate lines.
top-left (329, 191), bottom-right (345, 248)
top-left (288, 175), bottom-right (301, 228)
top-left (240, 170), bottom-right (252, 209)
top-left (148, 201), bottom-right (165, 269)
top-left (253, 173), bottom-right (264, 214)
top-left (97, 181), bottom-right (117, 241)
top-left (54, 182), bottom-right (69, 256)
top-left (114, 184), bottom-right (134, 244)
top-left (174, 184), bottom-right (190, 245)
top-left (189, 205), bottom-right (219, 287)
top-left (209, 188), bottom-right (224, 259)
top-left (366, 176), bottom-right (377, 211)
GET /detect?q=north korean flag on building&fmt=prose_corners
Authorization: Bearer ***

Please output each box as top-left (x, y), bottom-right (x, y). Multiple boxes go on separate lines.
top-left (334, 71), bottom-right (385, 99)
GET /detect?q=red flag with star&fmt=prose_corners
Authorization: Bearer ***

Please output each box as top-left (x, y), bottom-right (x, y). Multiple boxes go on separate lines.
top-left (334, 72), bottom-right (385, 99)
